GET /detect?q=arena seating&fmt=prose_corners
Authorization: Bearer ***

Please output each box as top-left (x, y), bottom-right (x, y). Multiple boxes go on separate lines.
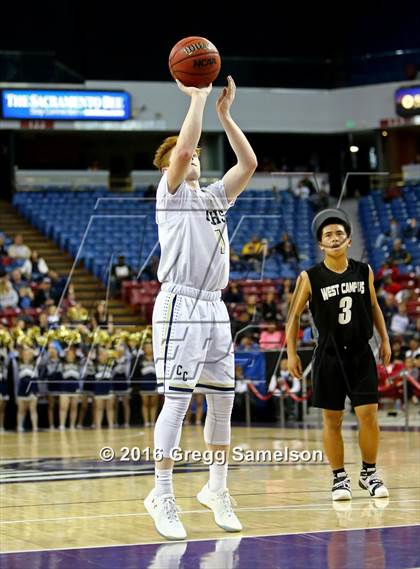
top-left (358, 186), bottom-right (420, 273)
top-left (12, 187), bottom-right (316, 283)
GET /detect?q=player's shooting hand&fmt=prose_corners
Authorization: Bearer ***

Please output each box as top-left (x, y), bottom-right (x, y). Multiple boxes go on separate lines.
top-left (380, 339), bottom-right (391, 366)
top-left (216, 76), bottom-right (236, 116)
top-left (288, 353), bottom-right (302, 378)
top-left (176, 80), bottom-right (212, 97)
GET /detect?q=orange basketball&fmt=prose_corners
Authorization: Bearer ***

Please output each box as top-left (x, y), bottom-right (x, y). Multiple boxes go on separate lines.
top-left (169, 36), bottom-right (221, 87)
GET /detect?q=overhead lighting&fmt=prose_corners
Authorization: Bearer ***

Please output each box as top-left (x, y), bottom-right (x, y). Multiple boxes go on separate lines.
top-left (382, 130), bottom-right (388, 137)
top-left (349, 145), bottom-right (359, 153)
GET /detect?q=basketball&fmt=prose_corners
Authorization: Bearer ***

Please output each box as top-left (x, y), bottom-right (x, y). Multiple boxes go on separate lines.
top-left (169, 36), bottom-right (221, 87)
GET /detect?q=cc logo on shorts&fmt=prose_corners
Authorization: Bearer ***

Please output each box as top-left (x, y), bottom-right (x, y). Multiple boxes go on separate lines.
top-left (176, 365), bottom-right (188, 381)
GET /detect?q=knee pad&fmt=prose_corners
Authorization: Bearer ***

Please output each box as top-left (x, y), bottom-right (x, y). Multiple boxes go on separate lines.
top-left (154, 394), bottom-right (191, 458)
top-left (204, 393), bottom-right (234, 445)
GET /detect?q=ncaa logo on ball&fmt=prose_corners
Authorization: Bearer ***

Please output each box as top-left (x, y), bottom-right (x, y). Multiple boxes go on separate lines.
top-left (193, 58), bottom-right (217, 68)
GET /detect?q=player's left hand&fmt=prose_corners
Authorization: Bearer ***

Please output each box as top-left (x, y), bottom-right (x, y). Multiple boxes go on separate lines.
top-left (380, 339), bottom-right (391, 366)
top-left (216, 76), bottom-right (236, 116)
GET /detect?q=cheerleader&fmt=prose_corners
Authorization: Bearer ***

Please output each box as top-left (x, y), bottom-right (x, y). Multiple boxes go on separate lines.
top-left (44, 344), bottom-right (63, 429)
top-left (93, 348), bottom-right (114, 428)
top-left (112, 343), bottom-right (131, 428)
top-left (77, 349), bottom-right (96, 428)
top-left (0, 345), bottom-right (9, 432)
top-left (59, 347), bottom-right (80, 429)
top-left (139, 342), bottom-right (159, 427)
top-left (16, 347), bottom-right (39, 431)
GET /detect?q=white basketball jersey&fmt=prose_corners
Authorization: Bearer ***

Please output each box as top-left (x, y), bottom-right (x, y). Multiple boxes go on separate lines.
top-left (156, 173), bottom-right (235, 291)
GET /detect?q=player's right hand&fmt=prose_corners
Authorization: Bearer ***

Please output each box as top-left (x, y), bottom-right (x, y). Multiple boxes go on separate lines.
top-left (288, 353), bottom-right (303, 378)
top-left (176, 80), bottom-right (212, 97)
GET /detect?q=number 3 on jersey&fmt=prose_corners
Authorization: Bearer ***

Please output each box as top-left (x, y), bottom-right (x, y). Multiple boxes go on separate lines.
top-left (338, 296), bottom-right (352, 324)
top-left (214, 228), bottom-right (226, 254)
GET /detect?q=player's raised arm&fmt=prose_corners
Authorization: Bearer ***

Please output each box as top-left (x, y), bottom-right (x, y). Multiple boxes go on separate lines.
top-left (286, 271), bottom-right (311, 377)
top-left (217, 76), bottom-right (258, 202)
top-left (166, 81), bottom-right (212, 194)
top-left (368, 265), bottom-right (391, 366)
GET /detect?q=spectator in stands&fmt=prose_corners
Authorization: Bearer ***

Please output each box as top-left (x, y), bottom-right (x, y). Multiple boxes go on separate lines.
top-left (388, 239), bottom-right (412, 266)
top-left (374, 230), bottom-right (393, 250)
top-left (310, 187), bottom-right (330, 212)
top-left (378, 292), bottom-right (397, 328)
top-left (0, 270), bottom-right (19, 308)
top-left (261, 288), bottom-right (279, 322)
top-left (407, 336), bottom-right (420, 358)
top-left (91, 300), bottom-right (113, 331)
top-left (278, 278), bottom-right (294, 321)
top-left (391, 338), bottom-right (405, 363)
top-left (395, 285), bottom-right (417, 306)
top-left (60, 284), bottom-right (76, 314)
top-left (292, 179), bottom-right (311, 199)
top-left (259, 320), bottom-right (285, 351)
top-left (21, 250), bottom-right (49, 282)
top-left (230, 248), bottom-right (248, 272)
top-left (389, 218), bottom-right (402, 240)
top-left (245, 294), bottom-right (262, 322)
top-left (33, 278), bottom-right (54, 308)
top-left (231, 311), bottom-right (251, 342)
top-left (224, 282), bottom-right (244, 304)
top-left (7, 234), bottom-right (31, 260)
top-left (382, 275), bottom-right (402, 296)
top-left (282, 242), bottom-right (300, 267)
top-left (241, 235), bottom-right (267, 271)
top-left (38, 311), bottom-right (49, 334)
top-left (404, 218), bottom-right (419, 239)
top-left (270, 233), bottom-right (299, 264)
top-left (10, 269), bottom-right (28, 293)
top-left (375, 261), bottom-right (400, 283)
top-left (48, 271), bottom-right (67, 304)
top-left (390, 303), bottom-right (410, 337)
top-left (237, 333), bottom-right (260, 352)
top-left (18, 287), bottom-right (34, 310)
top-left (110, 255), bottom-right (133, 297)
top-left (141, 255), bottom-right (159, 281)
top-left (407, 317), bottom-right (420, 341)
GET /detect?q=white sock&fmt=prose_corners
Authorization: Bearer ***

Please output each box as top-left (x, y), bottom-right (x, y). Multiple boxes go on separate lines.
top-left (209, 461), bottom-right (228, 492)
top-left (155, 469), bottom-right (173, 496)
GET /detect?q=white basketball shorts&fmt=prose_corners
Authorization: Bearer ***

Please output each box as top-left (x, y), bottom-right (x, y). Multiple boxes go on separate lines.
top-left (152, 283), bottom-right (235, 396)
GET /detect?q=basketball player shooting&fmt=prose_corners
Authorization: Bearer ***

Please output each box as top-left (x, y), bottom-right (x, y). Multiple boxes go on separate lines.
top-left (144, 76), bottom-right (258, 540)
top-left (286, 208), bottom-right (391, 502)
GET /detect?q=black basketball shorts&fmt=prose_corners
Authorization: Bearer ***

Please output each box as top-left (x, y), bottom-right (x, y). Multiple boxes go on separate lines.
top-left (311, 342), bottom-right (379, 410)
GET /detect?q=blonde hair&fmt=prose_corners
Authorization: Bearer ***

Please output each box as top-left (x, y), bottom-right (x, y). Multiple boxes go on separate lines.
top-left (153, 136), bottom-right (201, 170)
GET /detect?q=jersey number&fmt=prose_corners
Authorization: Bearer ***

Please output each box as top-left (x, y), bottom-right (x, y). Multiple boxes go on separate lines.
top-left (215, 229), bottom-right (226, 254)
top-left (338, 296), bottom-right (352, 325)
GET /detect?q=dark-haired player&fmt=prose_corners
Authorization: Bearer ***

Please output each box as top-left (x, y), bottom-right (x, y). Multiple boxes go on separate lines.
top-left (286, 208), bottom-right (391, 500)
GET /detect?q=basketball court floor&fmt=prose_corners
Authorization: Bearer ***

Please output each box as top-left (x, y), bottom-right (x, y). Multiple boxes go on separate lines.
top-left (1, 422), bottom-right (419, 568)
